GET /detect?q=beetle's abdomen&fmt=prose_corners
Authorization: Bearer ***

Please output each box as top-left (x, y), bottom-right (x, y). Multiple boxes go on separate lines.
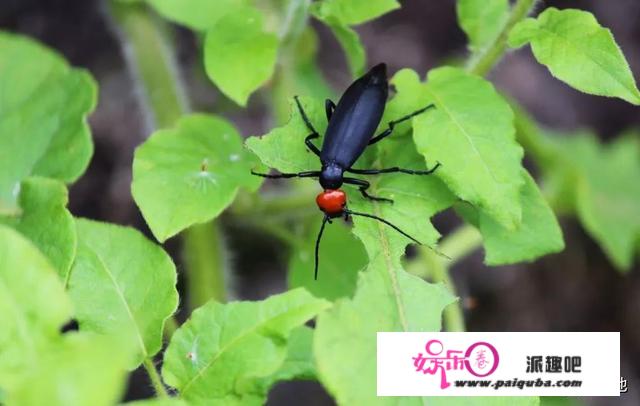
top-left (321, 83), bottom-right (387, 168)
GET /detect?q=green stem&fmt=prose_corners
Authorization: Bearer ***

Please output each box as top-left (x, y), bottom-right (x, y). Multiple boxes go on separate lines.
top-left (466, 0), bottom-right (537, 76)
top-left (143, 358), bottom-right (169, 398)
top-left (109, 3), bottom-right (229, 313)
top-left (183, 222), bottom-right (228, 307)
top-left (108, 2), bottom-right (188, 128)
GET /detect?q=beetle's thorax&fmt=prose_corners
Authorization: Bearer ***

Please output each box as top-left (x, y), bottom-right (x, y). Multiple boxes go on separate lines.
top-left (319, 162), bottom-right (344, 190)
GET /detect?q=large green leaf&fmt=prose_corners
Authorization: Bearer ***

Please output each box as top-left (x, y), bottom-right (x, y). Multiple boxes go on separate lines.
top-left (7, 333), bottom-right (130, 406)
top-left (146, 0), bottom-right (249, 30)
top-left (460, 170), bottom-right (564, 265)
top-left (67, 219), bottom-right (179, 367)
top-left (0, 177), bottom-right (76, 280)
top-left (508, 7), bottom-right (640, 105)
top-left (204, 7), bottom-right (278, 106)
top-left (132, 114), bottom-right (260, 242)
top-left (288, 219), bottom-right (367, 301)
top-left (314, 244), bottom-right (455, 405)
top-left (410, 67), bottom-right (525, 228)
top-left (0, 32), bottom-right (96, 213)
top-left (0, 225), bottom-right (72, 391)
top-left (311, 0), bottom-right (400, 26)
top-left (162, 288), bottom-right (330, 404)
top-left (457, 0), bottom-right (509, 52)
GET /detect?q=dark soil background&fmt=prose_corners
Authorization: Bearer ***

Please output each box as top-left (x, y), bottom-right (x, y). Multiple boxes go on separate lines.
top-left (1, 1), bottom-right (638, 405)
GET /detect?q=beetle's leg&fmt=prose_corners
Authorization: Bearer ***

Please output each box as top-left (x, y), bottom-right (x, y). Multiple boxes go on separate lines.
top-left (305, 133), bottom-right (321, 156)
top-left (347, 162), bottom-right (440, 176)
top-left (325, 99), bottom-right (336, 121)
top-left (368, 103), bottom-right (435, 145)
top-left (343, 177), bottom-right (393, 203)
top-left (294, 96), bottom-right (322, 156)
top-left (251, 170), bottom-right (320, 179)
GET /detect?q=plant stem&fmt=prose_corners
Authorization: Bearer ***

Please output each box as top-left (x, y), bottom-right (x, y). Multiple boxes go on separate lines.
top-left (143, 358), bottom-right (169, 398)
top-left (466, 0), bottom-right (537, 76)
top-left (108, 3), bottom-right (229, 314)
top-left (108, 2), bottom-right (188, 130)
top-left (183, 222), bottom-right (228, 307)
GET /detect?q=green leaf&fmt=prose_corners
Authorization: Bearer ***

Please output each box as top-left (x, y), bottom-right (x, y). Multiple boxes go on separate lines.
top-left (540, 132), bottom-right (640, 271)
top-left (312, 13), bottom-right (366, 78)
top-left (67, 219), bottom-right (179, 367)
top-left (162, 288), bottom-right (330, 404)
top-left (410, 67), bottom-right (525, 228)
top-left (429, 398), bottom-right (540, 406)
top-left (508, 7), bottom-right (640, 105)
top-left (461, 170), bottom-right (564, 265)
top-left (311, 0), bottom-right (400, 26)
top-left (573, 135), bottom-right (639, 271)
top-left (0, 225), bottom-right (72, 391)
top-left (256, 325), bottom-right (317, 389)
top-left (7, 333), bottom-right (130, 406)
top-left (315, 263), bottom-right (455, 405)
top-left (146, 0), bottom-right (248, 31)
top-left (457, 0), bottom-right (509, 52)
top-left (0, 177), bottom-right (76, 280)
top-left (0, 32), bottom-right (96, 213)
top-left (132, 114), bottom-right (261, 242)
top-left (246, 96), bottom-right (327, 173)
top-left (204, 7), bottom-right (278, 106)
top-left (288, 219), bottom-right (367, 301)
top-left (124, 400), bottom-right (188, 406)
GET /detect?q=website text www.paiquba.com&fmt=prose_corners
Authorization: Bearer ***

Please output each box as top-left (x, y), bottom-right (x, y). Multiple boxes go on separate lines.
top-left (454, 378), bottom-right (583, 390)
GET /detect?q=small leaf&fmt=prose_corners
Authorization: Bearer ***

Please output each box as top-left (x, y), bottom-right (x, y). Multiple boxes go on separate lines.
top-left (162, 288), bottom-right (330, 404)
top-left (7, 333), bottom-right (130, 406)
top-left (508, 8), bottom-right (640, 105)
top-left (411, 67), bottom-right (525, 228)
top-left (0, 177), bottom-right (76, 280)
top-left (67, 219), bottom-right (179, 367)
top-left (0, 225), bottom-right (72, 391)
top-left (246, 97), bottom-right (327, 173)
top-left (311, 0), bottom-right (400, 26)
top-left (132, 114), bottom-right (260, 242)
top-left (204, 7), bottom-right (278, 106)
top-left (461, 170), bottom-right (565, 265)
top-left (288, 219), bottom-right (367, 301)
top-left (457, 0), bottom-right (509, 52)
top-left (146, 0), bottom-right (248, 31)
top-left (0, 32), bottom-right (96, 213)
top-left (540, 132), bottom-right (640, 271)
top-left (312, 13), bottom-right (366, 78)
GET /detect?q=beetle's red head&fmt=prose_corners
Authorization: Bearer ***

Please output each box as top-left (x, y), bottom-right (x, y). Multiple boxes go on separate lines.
top-left (316, 189), bottom-right (346, 217)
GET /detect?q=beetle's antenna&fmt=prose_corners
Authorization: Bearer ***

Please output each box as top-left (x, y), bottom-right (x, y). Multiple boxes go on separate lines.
top-left (345, 209), bottom-right (451, 260)
top-left (344, 209), bottom-right (421, 245)
top-left (314, 215), bottom-right (330, 280)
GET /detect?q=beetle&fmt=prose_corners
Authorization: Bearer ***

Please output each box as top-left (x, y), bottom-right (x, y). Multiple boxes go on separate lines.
top-left (252, 63), bottom-right (439, 278)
